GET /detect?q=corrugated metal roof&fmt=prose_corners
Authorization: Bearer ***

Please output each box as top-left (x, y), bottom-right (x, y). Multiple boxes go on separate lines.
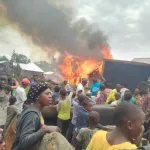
top-left (19, 63), bottom-right (44, 73)
top-left (0, 61), bottom-right (9, 64)
top-left (44, 71), bottom-right (54, 75)
top-left (132, 58), bottom-right (150, 64)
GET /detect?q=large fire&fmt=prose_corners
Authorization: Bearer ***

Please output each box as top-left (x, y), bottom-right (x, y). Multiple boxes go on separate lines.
top-left (58, 46), bottom-right (113, 84)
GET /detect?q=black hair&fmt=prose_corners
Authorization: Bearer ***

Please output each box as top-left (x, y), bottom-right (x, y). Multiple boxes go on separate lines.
top-left (54, 86), bottom-right (60, 93)
top-left (93, 79), bottom-right (97, 84)
top-left (9, 96), bottom-right (17, 105)
top-left (124, 90), bottom-right (132, 101)
top-left (64, 80), bottom-right (67, 83)
top-left (116, 84), bottom-right (122, 88)
top-left (78, 94), bottom-right (86, 104)
top-left (138, 81), bottom-right (148, 89)
top-left (59, 89), bottom-right (67, 97)
top-left (89, 111), bottom-right (99, 124)
top-left (113, 102), bottom-right (142, 127)
top-left (104, 82), bottom-right (112, 89)
top-left (82, 100), bottom-right (91, 107)
top-left (8, 78), bottom-right (12, 83)
top-left (100, 84), bottom-right (106, 91)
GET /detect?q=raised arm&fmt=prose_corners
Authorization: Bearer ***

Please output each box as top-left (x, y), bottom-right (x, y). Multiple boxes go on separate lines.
top-left (57, 101), bottom-right (62, 112)
top-left (68, 91), bottom-right (73, 103)
top-left (99, 74), bottom-right (105, 82)
top-left (11, 79), bottom-right (19, 89)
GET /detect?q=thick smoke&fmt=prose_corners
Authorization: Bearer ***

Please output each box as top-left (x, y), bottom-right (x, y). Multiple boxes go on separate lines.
top-left (0, 0), bottom-right (109, 60)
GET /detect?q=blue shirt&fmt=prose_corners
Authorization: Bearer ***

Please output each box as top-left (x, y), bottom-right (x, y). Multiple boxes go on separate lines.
top-left (90, 82), bottom-right (102, 96)
top-left (75, 108), bottom-right (104, 130)
top-left (71, 97), bottom-right (96, 125)
top-left (71, 98), bottom-right (83, 125)
top-left (76, 108), bottom-right (89, 130)
top-left (31, 81), bottom-right (37, 86)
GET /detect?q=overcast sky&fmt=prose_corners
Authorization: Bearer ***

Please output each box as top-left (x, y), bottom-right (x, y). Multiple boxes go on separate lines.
top-left (0, 0), bottom-right (150, 61)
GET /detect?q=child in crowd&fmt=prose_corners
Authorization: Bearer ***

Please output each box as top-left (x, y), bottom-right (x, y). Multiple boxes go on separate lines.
top-left (73, 100), bottom-right (92, 146)
top-left (134, 88), bottom-right (142, 107)
top-left (75, 100), bottom-right (92, 131)
top-left (74, 100), bottom-right (104, 146)
top-left (106, 84), bottom-right (122, 104)
top-left (67, 94), bottom-right (86, 143)
top-left (85, 92), bottom-right (96, 106)
top-left (3, 96), bottom-right (19, 136)
top-left (52, 86), bottom-right (60, 105)
top-left (110, 92), bottom-right (121, 107)
top-left (96, 84), bottom-right (107, 104)
top-left (57, 89), bottom-right (71, 136)
top-left (75, 111), bottom-right (99, 150)
top-left (87, 102), bottom-right (145, 150)
top-left (121, 90), bottom-right (137, 104)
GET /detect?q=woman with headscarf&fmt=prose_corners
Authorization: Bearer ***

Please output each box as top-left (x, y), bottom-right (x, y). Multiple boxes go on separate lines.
top-left (11, 84), bottom-right (60, 150)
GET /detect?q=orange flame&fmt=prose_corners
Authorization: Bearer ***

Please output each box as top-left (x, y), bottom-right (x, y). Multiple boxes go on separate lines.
top-left (58, 46), bottom-right (113, 84)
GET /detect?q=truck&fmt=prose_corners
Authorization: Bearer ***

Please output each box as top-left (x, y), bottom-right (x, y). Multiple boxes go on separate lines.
top-left (102, 59), bottom-right (150, 91)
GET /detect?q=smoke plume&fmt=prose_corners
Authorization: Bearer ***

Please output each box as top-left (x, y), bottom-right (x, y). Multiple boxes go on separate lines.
top-left (0, 0), bottom-right (109, 60)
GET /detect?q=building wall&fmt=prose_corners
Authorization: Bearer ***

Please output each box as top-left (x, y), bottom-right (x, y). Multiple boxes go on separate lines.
top-left (21, 70), bottom-right (43, 78)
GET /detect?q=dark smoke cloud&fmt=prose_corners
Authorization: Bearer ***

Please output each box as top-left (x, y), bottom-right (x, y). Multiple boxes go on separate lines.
top-left (0, 0), bottom-right (109, 60)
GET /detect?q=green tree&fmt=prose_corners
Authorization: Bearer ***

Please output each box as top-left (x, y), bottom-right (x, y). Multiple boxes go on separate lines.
top-left (10, 50), bottom-right (30, 64)
top-left (35, 61), bottom-right (51, 72)
top-left (0, 56), bottom-right (9, 61)
top-left (35, 55), bottom-right (57, 72)
top-left (10, 50), bottom-right (30, 76)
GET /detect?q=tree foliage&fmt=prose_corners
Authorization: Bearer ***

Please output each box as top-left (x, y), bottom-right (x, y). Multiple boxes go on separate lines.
top-left (35, 61), bottom-right (51, 72)
top-left (10, 50), bottom-right (30, 64)
top-left (0, 56), bottom-right (9, 61)
top-left (35, 55), bottom-right (57, 72)
top-left (10, 50), bottom-right (30, 77)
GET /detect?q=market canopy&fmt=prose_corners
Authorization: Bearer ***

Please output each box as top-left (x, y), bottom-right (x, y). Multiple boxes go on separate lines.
top-left (19, 63), bottom-right (44, 73)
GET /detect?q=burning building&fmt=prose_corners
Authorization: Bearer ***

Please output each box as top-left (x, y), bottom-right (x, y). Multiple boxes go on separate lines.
top-left (58, 47), bottom-right (112, 84)
top-left (0, 0), bottom-right (113, 84)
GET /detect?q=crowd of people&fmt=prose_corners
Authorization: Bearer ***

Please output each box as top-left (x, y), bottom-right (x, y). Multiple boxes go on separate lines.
top-left (0, 72), bottom-right (150, 149)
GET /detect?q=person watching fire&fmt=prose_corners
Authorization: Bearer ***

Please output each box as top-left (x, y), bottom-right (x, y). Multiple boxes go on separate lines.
top-left (90, 75), bottom-right (105, 97)
top-left (76, 78), bottom-right (88, 95)
top-left (106, 84), bottom-right (122, 104)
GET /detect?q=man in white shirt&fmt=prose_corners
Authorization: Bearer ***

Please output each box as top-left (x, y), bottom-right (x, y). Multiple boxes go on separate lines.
top-left (15, 78), bottom-right (30, 113)
top-left (76, 78), bottom-right (88, 95)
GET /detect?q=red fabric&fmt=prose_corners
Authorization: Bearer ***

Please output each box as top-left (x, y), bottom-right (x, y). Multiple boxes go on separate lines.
top-left (22, 78), bottom-right (30, 85)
